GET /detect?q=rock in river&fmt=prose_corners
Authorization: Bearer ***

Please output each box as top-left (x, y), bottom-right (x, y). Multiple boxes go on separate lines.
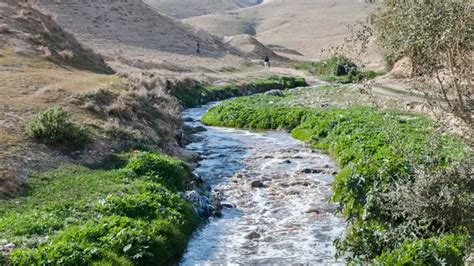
top-left (246, 231), bottom-right (261, 240)
top-left (250, 180), bottom-right (266, 188)
top-left (301, 168), bottom-right (324, 174)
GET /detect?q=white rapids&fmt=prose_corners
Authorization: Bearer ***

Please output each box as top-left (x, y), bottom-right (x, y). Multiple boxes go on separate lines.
top-left (180, 102), bottom-right (345, 265)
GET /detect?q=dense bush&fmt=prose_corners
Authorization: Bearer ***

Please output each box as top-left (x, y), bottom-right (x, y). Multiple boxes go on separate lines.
top-left (27, 107), bottom-right (90, 149)
top-left (172, 76), bottom-right (307, 107)
top-left (201, 93), bottom-right (472, 263)
top-left (374, 234), bottom-right (470, 265)
top-left (294, 56), bottom-right (384, 83)
top-left (0, 152), bottom-right (199, 265)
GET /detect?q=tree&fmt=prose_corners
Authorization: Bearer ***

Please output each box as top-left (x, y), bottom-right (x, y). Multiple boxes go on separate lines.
top-left (371, 0), bottom-right (473, 127)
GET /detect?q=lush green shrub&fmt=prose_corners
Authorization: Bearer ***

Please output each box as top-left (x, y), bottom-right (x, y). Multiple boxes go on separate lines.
top-left (125, 152), bottom-right (192, 191)
top-left (201, 93), bottom-right (472, 262)
top-left (374, 233), bottom-right (470, 265)
top-left (293, 56), bottom-right (383, 83)
top-left (331, 56), bottom-right (359, 76)
top-left (27, 107), bottom-right (90, 149)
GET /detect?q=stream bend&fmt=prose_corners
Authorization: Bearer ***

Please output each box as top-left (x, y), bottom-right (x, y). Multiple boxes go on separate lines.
top-left (180, 102), bottom-right (344, 265)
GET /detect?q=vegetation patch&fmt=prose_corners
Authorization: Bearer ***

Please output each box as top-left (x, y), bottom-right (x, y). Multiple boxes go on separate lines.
top-left (201, 93), bottom-right (472, 263)
top-left (171, 76), bottom-right (307, 108)
top-left (373, 234), bottom-right (470, 265)
top-left (27, 107), bottom-right (90, 149)
top-left (0, 151), bottom-right (199, 265)
top-left (294, 56), bottom-right (384, 83)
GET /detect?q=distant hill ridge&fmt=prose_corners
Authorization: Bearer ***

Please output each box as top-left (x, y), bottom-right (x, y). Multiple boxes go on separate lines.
top-left (143, 0), bottom-right (263, 19)
top-left (32, 0), bottom-right (227, 55)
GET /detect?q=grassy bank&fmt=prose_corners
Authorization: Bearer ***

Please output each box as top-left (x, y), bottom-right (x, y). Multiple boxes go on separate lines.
top-left (0, 152), bottom-right (199, 265)
top-left (294, 56), bottom-right (384, 84)
top-left (171, 76), bottom-right (307, 108)
top-left (201, 91), bottom-right (472, 263)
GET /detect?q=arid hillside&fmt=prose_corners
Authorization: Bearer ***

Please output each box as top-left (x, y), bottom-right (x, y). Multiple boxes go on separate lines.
top-left (31, 0), bottom-right (254, 72)
top-left (0, 1), bottom-right (188, 196)
top-left (183, 0), bottom-right (384, 68)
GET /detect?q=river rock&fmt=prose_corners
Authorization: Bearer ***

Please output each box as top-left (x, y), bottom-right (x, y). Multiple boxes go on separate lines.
top-left (221, 203), bottom-right (235, 208)
top-left (245, 231), bottom-right (261, 240)
top-left (300, 168), bottom-right (324, 174)
top-left (184, 189), bottom-right (222, 218)
top-left (289, 180), bottom-right (311, 187)
top-left (184, 125), bottom-right (207, 134)
top-left (250, 180), bottom-right (265, 188)
top-left (264, 90), bottom-right (284, 96)
top-left (234, 172), bottom-right (244, 179)
top-left (183, 117), bottom-right (194, 122)
top-left (305, 208), bottom-right (321, 214)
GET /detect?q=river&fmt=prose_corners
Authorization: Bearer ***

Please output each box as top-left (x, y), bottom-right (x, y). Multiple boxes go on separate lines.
top-left (180, 102), bottom-right (345, 265)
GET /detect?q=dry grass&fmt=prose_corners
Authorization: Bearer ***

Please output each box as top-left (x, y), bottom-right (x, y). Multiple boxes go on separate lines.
top-left (0, 44), bottom-right (120, 196)
top-left (0, 43), bottom-right (188, 196)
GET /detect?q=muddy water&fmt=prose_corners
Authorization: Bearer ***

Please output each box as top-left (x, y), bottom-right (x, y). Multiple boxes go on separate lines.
top-left (180, 102), bottom-right (344, 265)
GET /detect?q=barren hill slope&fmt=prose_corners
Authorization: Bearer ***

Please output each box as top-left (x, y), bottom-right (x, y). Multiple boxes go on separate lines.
top-left (184, 0), bottom-right (384, 68)
top-left (32, 0), bottom-right (250, 72)
top-left (0, 0), bottom-right (112, 74)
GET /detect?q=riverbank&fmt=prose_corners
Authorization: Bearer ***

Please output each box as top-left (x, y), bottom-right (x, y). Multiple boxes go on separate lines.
top-left (201, 88), bottom-right (472, 264)
top-left (0, 75), bottom-right (307, 264)
top-left (0, 152), bottom-right (200, 265)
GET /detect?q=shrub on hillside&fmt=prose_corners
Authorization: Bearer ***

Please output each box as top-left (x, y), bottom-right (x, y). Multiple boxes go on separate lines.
top-left (27, 107), bottom-right (90, 149)
top-left (294, 56), bottom-right (383, 83)
top-left (331, 56), bottom-right (359, 77)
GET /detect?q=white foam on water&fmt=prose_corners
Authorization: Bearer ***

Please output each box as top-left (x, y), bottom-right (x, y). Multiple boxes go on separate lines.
top-left (180, 102), bottom-right (345, 265)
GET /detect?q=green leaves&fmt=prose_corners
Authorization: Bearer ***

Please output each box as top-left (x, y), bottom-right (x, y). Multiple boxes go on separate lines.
top-left (126, 152), bottom-right (193, 192)
top-left (27, 106), bottom-right (90, 149)
top-left (374, 233), bottom-right (471, 265)
top-left (293, 57), bottom-right (384, 83)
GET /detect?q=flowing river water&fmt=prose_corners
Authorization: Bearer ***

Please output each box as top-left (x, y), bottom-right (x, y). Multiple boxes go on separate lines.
top-left (180, 102), bottom-right (345, 265)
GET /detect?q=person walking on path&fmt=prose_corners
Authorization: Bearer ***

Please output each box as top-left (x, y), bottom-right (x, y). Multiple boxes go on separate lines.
top-left (196, 41), bottom-right (201, 54)
top-left (264, 55), bottom-right (270, 70)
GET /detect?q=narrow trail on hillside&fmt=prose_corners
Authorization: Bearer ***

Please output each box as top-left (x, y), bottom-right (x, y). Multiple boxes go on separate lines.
top-left (268, 67), bottom-right (426, 103)
top-left (179, 102), bottom-right (344, 265)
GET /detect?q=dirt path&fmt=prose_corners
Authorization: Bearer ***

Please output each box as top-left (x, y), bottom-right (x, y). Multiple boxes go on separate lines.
top-left (266, 67), bottom-right (425, 104)
top-left (267, 67), bottom-right (327, 86)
